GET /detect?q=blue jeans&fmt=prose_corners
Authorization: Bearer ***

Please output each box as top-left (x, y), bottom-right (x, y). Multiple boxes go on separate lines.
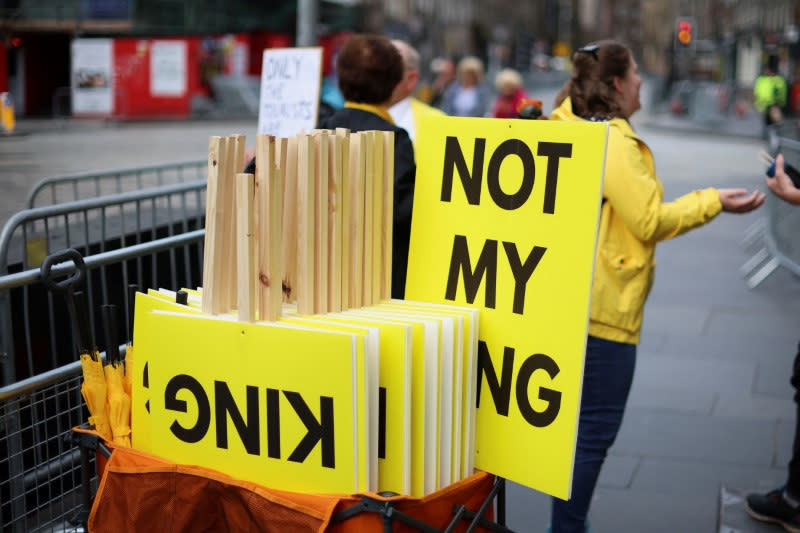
top-left (550, 335), bottom-right (637, 533)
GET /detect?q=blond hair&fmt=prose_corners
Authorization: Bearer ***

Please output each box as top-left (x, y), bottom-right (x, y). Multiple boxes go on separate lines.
top-left (457, 56), bottom-right (484, 82)
top-left (495, 68), bottom-right (523, 93)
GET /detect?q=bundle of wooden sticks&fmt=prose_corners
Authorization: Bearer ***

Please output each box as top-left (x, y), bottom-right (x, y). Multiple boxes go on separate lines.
top-left (201, 129), bottom-right (396, 322)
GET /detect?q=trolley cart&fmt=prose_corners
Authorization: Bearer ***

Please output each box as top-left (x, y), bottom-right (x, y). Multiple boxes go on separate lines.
top-left (72, 427), bottom-right (512, 532)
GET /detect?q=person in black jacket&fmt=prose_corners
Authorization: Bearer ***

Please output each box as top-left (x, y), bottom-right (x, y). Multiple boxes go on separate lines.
top-left (317, 33), bottom-right (416, 299)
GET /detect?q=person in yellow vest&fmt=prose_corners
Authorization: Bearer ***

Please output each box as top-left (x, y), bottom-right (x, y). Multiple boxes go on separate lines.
top-left (754, 55), bottom-right (787, 128)
top-left (388, 40), bottom-right (445, 151)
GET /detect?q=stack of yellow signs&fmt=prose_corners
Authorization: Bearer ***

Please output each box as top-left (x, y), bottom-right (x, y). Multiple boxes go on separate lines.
top-left (131, 131), bottom-right (481, 498)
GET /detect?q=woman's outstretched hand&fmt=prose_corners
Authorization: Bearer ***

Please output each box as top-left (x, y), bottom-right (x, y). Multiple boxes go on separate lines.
top-left (718, 188), bottom-right (766, 213)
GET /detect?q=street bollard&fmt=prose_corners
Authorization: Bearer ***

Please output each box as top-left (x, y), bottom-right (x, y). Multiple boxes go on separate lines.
top-left (1, 92), bottom-right (15, 134)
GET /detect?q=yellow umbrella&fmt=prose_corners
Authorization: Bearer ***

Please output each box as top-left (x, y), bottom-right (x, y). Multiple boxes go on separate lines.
top-left (40, 250), bottom-right (111, 440)
top-left (122, 284), bottom-right (138, 398)
top-left (122, 343), bottom-right (133, 398)
top-left (102, 304), bottom-right (131, 446)
top-left (75, 291), bottom-right (113, 441)
top-left (80, 353), bottom-right (112, 441)
top-left (104, 362), bottom-right (131, 446)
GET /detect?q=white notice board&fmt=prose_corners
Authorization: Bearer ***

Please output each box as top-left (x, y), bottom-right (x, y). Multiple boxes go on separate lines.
top-left (150, 41), bottom-right (187, 97)
top-left (71, 39), bottom-right (113, 115)
top-left (257, 47), bottom-right (322, 136)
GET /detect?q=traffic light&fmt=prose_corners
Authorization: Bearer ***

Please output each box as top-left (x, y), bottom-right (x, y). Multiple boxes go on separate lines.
top-left (675, 17), bottom-right (696, 51)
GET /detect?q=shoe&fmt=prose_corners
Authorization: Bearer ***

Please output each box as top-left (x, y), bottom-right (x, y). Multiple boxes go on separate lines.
top-left (745, 488), bottom-right (800, 533)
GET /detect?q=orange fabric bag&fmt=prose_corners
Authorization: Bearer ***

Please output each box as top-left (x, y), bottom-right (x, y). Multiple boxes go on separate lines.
top-left (84, 436), bottom-right (497, 532)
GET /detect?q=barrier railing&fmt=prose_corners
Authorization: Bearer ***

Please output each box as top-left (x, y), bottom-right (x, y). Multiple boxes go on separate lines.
top-left (0, 182), bottom-right (206, 386)
top-left (0, 230), bottom-right (205, 532)
top-left (26, 160), bottom-right (206, 209)
top-left (741, 130), bottom-right (800, 288)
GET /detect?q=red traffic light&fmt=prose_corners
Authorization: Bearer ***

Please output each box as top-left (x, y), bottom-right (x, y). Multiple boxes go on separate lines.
top-left (676, 18), bottom-right (694, 46)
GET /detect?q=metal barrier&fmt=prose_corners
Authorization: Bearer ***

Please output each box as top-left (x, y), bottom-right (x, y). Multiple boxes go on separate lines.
top-left (741, 133), bottom-right (800, 288)
top-left (26, 160), bottom-right (206, 209)
top-left (0, 230), bottom-right (205, 532)
top-left (0, 181), bottom-right (207, 386)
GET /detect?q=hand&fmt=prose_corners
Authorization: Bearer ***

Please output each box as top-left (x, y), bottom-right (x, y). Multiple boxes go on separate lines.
top-left (243, 146), bottom-right (256, 168)
top-left (765, 154), bottom-right (800, 205)
top-left (718, 188), bottom-right (766, 213)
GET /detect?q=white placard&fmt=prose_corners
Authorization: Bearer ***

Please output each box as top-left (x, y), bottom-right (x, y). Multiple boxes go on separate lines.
top-left (257, 47), bottom-right (322, 136)
top-left (71, 39), bottom-right (113, 115)
top-left (150, 41), bottom-right (187, 97)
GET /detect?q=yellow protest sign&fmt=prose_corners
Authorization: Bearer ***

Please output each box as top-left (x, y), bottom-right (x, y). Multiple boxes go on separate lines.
top-left (406, 116), bottom-right (607, 499)
top-left (133, 309), bottom-right (369, 494)
top-left (285, 313), bottom-right (412, 495)
top-left (131, 291), bottom-right (202, 453)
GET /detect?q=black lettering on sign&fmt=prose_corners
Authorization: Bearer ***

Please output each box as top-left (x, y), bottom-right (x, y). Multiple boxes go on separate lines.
top-left (476, 341), bottom-right (514, 416)
top-left (475, 342), bottom-right (562, 427)
top-left (378, 387), bottom-right (386, 459)
top-left (537, 142), bottom-right (572, 214)
top-left (446, 236), bottom-right (546, 314)
top-left (214, 381), bottom-right (260, 455)
top-left (516, 354), bottom-right (562, 427)
top-left (487, 139), bottom-right (535, 210)
top-left (266, 388), bottom-right (281, 459)
top-left (439, 137), bottom-right (574, 214)
top-left (165, 374), bottom-right (211, 443)
top-left (284, 391), bottom-right (335, 469)
top-left (503, 242), bottom-right (547, 315)
top-left (441, 136), bottom-right (486, 205)
top-left (445, 235), bottom-right (497, 309)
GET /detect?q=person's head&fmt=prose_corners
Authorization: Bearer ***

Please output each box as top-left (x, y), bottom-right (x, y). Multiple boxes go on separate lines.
top-left (432, 57), bottom-right (456, 82)
top-left (495, 68), bottom-right (523, 96)
top-left (390, 40), bottom-right (421, 104)
top-left (766, 54), bottom-right (779, 75)
top-left (336, 34), bottom-right (404, 105)
top-left (456, 56), bottom-right (484, 88)
top-left (555, 39), bottom-right (641, 119)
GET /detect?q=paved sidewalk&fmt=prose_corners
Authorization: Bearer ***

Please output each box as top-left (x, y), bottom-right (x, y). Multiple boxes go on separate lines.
top-left (641, 109), bottom-right (765, 140)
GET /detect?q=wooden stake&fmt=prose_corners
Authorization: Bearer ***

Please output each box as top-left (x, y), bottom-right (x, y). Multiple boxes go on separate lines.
top-left (202, 136), bottom-right (222, 315)
top-left (381, 131), bottom-right (395, 300)
top-left (228, 135), bottom-right (245, 310)
top-left (336, 128), bottom-right (351, 309)
top-left (215, 136), bottom-right (233, 314)
top-left (281, 137), bottom-right (297, 303)
top-left (371, 131), bottom-right (384, 304)
top-left (362, 131), bottom-right (374, 305)
top-left (296, 134), bottom-right (316, 314)
top-left (256, 134), bottom-right (283, 321)
top-left (348, 132), bottom-right (365, 308)
top-left (328, 133), bottom-right (343, 312)
top-left (236, 173), bottom-right (256, 322)
top-left (313, 131), bottom-right (329, 314)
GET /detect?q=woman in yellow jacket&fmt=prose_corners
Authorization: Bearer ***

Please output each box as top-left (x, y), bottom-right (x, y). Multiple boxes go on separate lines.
top-left (548, 40), bottom-right (765, 533)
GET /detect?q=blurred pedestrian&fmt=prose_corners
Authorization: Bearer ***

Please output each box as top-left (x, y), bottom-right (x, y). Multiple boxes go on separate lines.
top-left (754, 55), bottom-right (787, 128)
top-left (440, 56), bottom-right (489, 117)
top-left (549, 39), bottom-right (765, 533)
top-left (428, 57), bottom-right (456, 109)
top-left (492, 68), bottom-right (529, 118)
top-left (388, 40), bottom-right (445, 148)
top-left (317, 33), bottom-right (415, 299)
top-left (746, 153), bottom-right (800, 533)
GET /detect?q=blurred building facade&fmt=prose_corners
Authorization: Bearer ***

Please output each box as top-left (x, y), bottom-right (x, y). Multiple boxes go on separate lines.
top-left (2, 0), bottom-right (800, 116)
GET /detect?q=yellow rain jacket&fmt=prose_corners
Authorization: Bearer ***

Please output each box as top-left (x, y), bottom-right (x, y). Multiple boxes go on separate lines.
top-left (551, 97), bottom-right (722, 344)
